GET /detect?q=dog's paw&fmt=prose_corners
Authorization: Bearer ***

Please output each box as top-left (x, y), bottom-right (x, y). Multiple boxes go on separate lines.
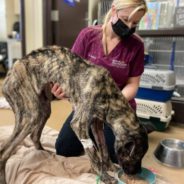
top-left (110, 163), bottom-right (121, 172)
top-left (101, 172), bottom-right (118, 184)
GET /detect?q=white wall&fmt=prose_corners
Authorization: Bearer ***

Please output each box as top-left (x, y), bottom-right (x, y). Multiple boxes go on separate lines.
top-left (88, 0), bottom-right (98, 25)
top-left (6, 0), bottom-right (19, 36)
top-left (24, 0), bottom-right (97, 53)
top-left (0, 0), bottom-right (7, 40)
top-left (0, 0), bottom-right (19, 41)
top-left (25, 0), bottom-right (43, 54)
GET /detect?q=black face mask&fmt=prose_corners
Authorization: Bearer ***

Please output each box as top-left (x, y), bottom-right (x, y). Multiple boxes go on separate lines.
top-left (111, 18), bottom-right (136, 39)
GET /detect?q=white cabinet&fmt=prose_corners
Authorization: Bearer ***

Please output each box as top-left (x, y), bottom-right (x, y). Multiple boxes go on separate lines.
top-left (7, 39), bottom-right (22, 68)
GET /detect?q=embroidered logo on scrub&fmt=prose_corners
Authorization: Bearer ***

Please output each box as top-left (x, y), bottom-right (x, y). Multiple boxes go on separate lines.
top-left (88, 54), bottom-right (97, 60)
top-left (112, 59), bottom-right (128, 68)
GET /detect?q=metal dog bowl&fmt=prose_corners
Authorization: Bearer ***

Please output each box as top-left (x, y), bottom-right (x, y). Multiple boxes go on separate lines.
top-left (154, 138), bottom-right (184, 168)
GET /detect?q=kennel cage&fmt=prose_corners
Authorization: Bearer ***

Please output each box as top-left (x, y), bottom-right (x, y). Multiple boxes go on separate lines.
top-left (136, 68), bottom-right (176, 102)
top-left (136, 98), bottom-right (174, 131)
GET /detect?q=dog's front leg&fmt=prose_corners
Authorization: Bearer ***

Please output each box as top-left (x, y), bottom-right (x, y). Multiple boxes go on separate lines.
top-left (70, 111), bottom-right (102, 173)
top-left (85, 146), bottom-right (117, 184)
top-left (90, 118), bottom-right (118, 184)
top-left (70, 110), bottom-right (117, 184)
top-left (78, 138), bottom-right (117, 184)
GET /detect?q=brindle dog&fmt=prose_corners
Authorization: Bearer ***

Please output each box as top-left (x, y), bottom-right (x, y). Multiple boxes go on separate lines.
top-left (0, 46), bottom-right (148, 184)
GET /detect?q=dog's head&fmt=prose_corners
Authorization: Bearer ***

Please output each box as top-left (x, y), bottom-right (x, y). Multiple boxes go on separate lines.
top-left (115, 127), bottom-right (148, 175)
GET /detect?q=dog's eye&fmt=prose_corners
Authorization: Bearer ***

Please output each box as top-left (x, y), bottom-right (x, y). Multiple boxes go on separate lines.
top-left (124, 141), bottom-right (134, 150)
top-left (117, 141), bottom-right (135, 157)
top-left (124, 141), bottom-right (135, 156)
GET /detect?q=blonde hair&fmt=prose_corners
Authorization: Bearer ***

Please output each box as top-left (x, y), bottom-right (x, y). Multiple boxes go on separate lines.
top-left (103, 0), bottom-right (147, 28)
top-left (102, 0), bottom-right (147, 54)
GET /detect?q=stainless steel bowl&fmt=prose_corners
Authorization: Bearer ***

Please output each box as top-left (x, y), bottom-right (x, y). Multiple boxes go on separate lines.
top-left (154, 138), bottom-right (184, 168)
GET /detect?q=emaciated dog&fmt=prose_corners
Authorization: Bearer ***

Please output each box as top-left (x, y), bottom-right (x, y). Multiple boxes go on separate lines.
top-left (0, 46), bottom-right (148, 184)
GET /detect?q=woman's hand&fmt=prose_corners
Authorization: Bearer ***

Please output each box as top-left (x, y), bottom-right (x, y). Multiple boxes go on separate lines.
top-left (122, 76), bottom-right (140, 101)
top-left (51, 83), bottom-right (66, 100)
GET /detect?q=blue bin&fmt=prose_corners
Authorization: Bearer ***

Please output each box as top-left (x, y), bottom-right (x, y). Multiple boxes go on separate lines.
top-left (136, 87), bottom-right (174, 102)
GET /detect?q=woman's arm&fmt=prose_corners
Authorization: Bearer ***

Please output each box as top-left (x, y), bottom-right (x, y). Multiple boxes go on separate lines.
top-left (121, 76), bottom-right (141, 101)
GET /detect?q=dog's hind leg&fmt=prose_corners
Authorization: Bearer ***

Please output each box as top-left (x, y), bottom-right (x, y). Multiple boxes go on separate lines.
top-left (0, 89), bottom-right (27, 184)
top-left (30, 113), bottom-right (49, 150)
top-left (0, 82), bottom-right (48, 183)
top-left (0, 115), bottom-right (33, 184)
top-left (30, 89), bottom-right (51, 150)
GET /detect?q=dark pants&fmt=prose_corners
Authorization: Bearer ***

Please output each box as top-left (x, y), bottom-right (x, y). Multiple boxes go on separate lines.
top-left (55, 111), bottom-right (118, 163)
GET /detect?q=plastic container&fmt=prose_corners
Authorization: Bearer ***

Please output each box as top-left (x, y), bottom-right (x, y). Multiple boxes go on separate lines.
top-left (136, 98), bottom-right (174, 131)
top-left (140, 68), bottom-right (175, 89)
top-left (136, 98), bottom-right (173, 118)
top-left (117, 167), bottom-right (156, 184)
top-left (136, 68), bottom-right (176, 102)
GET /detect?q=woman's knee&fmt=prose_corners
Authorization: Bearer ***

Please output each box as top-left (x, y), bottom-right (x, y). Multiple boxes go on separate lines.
top-left (55, 111), bottom-right (84, 156)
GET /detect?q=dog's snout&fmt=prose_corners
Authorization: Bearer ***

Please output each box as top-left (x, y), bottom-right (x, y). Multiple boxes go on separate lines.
top-left (122, 160), bottom-right (142, 175)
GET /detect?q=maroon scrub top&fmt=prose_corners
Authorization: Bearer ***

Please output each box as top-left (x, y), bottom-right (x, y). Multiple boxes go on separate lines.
top-left (71, 25), bottom-right (144, 110)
